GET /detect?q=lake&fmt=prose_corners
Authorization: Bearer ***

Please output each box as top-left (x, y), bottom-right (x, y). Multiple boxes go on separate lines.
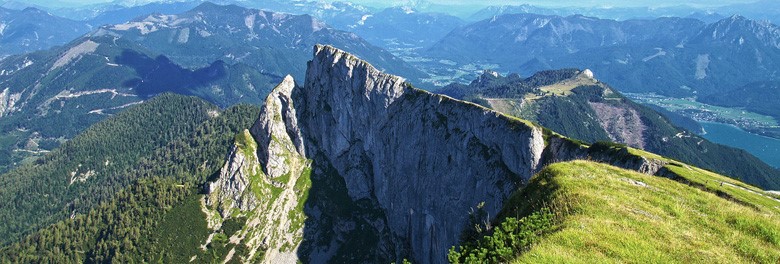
top-left (699, 122), bottom-right (780, 168)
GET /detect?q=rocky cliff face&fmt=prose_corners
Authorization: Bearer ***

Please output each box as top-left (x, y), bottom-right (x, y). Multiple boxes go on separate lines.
top-left (206, 129), bottom-right (261, 217)
top-left (297, 45), bottom-right (549, 263)
top-left (0, 87), bottom-right (21, 117)
top-left (206, 45), bottom-right (670, 263)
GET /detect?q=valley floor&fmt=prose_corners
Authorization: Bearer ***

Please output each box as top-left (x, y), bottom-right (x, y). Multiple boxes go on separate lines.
top-left (626, 93), bottom-right (780, 138)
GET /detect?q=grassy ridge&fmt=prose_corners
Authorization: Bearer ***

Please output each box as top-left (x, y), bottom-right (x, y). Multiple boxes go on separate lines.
top-left (460, 161), bottom-right (780, 263)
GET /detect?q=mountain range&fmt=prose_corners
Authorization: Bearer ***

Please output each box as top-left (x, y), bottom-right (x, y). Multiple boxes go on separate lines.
top-left (98, 2), bottom-right (425, 81)
top-left (0, 1), bottom-right (778, 263)
top-left (0, 2), bottom-right (425, 174)
top-left (2, 45), bottom-right (777, 263)
top-left (0, 7), bottom-right (91, 58)
top-left (468, 4), bottom-right (717, 22)
top-left (427, 14), bottom-right (780, 100)
top-left (469, 1), bottom-right (780, 24)
top-left (348, 6), bottom-right (464, 49)
top-left (0, 29), bottom-right (284, 171)
top-left (86, 1), bottom-right (201, 26)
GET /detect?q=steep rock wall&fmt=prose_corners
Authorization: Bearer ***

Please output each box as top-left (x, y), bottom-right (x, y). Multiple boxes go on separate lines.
top-left (294, 45), bottom-right (547, 263)
top-left (207, 45), bottom-right (672, 263)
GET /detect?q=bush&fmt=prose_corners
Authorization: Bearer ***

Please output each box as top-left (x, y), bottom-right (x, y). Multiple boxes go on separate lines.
top-left (448, 208), bottom-right (555, 263)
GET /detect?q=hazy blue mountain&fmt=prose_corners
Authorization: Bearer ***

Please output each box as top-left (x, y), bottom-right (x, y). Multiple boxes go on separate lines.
top-left (0, 1), bottom-right (48, 10)
top-left (350, 6), bottom-right (464, 49)
top-left (98, 2), bottom-right (426, 81)
top-left (427, 14), bottom-right (780, 98)
top-left (685, 11), bottom-right (726, 23)
top-left (243, 0), bottom-right (376, 30)
top-left (716, 0), bottom-right (780, 24)
top-left (225, 2), bottom-right (465, 51)
top-left (87, 1), bottom-right (201, 26)
top-left (467, 4), bottom-right (563, 21)
top-left (428, 13), bottom-right (702, 66)
top-left (468, 4), bottom-right (710, 22)
top-left (0, 7), bottom-right (91, 58)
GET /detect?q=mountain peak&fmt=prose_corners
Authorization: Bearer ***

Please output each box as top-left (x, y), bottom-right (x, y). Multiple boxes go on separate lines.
top-left (237, 44), bottom-right (552, 262)
top-left (309, 44), bottom-right (407, 103)
top-left (727, 14), bottom-right (747, 21)
top-left (21, 7), bottom-right (41, 12)
top-left (713, 13), bottom-right (761, 27)
top-left (700, 14), bottom-right (780, 47)
top-left (190, 1), bottom-right (245, 13)
top-left (311, 45), bottom-right (402, 81)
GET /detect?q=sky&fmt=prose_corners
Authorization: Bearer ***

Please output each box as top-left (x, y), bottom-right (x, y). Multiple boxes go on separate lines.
top-left (370, 0), bottom-right (759, 8)
top-left (36, 0), bottom-right (763, 8)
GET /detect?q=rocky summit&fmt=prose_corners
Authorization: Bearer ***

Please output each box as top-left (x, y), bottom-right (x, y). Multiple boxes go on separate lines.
top-left (207, 45), bottom-right (673, 263)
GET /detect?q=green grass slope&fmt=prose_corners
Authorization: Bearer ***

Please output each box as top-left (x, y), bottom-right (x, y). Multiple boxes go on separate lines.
top-left (451, 161), bottom-right (780, 263)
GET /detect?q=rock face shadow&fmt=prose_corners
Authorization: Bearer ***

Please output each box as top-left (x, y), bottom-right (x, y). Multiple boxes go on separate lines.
top-left (294, 152), bottom-right (401, 263)
top-left (116, 48), bottom-right (284, 107)
top-left (115, 50), bottom-right (240, 95)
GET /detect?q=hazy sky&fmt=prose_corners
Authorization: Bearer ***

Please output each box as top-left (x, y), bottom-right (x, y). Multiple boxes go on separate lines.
top-left (368, 0), bottom-right (759, 8)
top-left (46, 0), bottom-right (762, 8)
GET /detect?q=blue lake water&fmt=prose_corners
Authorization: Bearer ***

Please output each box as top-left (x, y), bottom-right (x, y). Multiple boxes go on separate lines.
top-left (699, 122), bottom-right (780, 168)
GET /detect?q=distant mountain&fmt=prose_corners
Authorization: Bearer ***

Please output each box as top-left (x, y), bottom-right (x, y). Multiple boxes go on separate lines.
top-left (467, 4), bottom-right (561, 21)
top-left (438, 69), bottom-right (780, 189)
top-left (248, 0), bottom-right (375, 30)
top-left (469, 4), bottom-right (720, 22)
top-left (716, 0), bottom-right (780, 24)
top-left (427, 14), bottom-right (780, 98)
top-left (87, 1), bottom-right (201, 26)
top-left (0, 7), bottom-right (91, 58)
top-left (51, 0), bottom-right (461, 52)
top-left (247, 3), bottom-right (465, 50)
top-left (350, 6), bottom-right (464, 49)
top-left (0, 34), bottom-right (280, 173)
top-left (685, 11), bottom-right (726, 23)
top-left (110, 0), bottom-right (194, 6)
top-left (0, 1), bottom-right (48, 10)
top-left (55, 0), bottom-right (376, 29)
top-left (429, 14), bottom-right (702, 65)
top-left (99, 2), bottom-right (426, 81)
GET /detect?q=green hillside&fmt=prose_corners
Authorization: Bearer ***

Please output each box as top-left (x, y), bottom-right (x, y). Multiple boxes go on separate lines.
top-left (0, 35), bottom-right (280, 174)
top-left (0, 94), bottom-right (259, 245)
top-left (451, 160), bottom-right (780, 263)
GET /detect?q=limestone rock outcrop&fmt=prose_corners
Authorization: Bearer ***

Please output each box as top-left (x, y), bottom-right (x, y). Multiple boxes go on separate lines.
top-left (207, 45), bottom-right (672, 263)
top-left (206, 129), bottom-right (261, 218)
